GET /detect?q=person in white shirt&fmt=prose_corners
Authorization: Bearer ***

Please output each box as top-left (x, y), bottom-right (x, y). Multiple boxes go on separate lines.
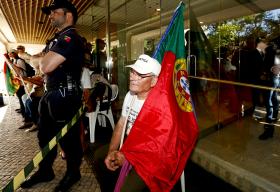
top-left (17, 45), bottom-right (31, 65)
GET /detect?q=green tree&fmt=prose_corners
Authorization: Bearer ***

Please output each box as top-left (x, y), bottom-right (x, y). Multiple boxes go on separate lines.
top-left (206, 10), bottom-right (280, 51)
top-left (208, 23), bottom-right (240, 52)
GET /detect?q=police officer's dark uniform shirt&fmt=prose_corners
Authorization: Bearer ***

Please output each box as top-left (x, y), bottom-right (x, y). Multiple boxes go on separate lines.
top-left (45, 26), bottom-right (83, 90)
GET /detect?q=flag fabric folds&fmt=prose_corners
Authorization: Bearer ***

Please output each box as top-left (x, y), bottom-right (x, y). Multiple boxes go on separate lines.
top-left (187, 9), bottom-right (240, 113)
top-left (120, 2), bottom-right (199, 191)
top-left (186, 9), bottom-right (217, 77)
top-left (3, 62), bottom-right (20, 96)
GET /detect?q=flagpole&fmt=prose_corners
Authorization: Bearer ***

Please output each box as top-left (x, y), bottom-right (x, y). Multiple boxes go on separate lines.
top-left (153, 2), bottom-right (184, 60)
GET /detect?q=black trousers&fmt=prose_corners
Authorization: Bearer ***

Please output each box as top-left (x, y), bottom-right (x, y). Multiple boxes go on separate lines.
top-left (37, 89), bottom-right (83, 175)
top-left (16, 86), bottom-right (25, 117)
top-left (93, 144), bottom-right (148, 192)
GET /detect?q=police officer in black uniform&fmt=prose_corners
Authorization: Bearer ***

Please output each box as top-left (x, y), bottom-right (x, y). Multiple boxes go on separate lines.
top-left (21, 0), bottom-right (84, 191)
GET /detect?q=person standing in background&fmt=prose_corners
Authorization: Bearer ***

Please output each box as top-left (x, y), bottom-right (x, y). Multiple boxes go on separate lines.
top-left (249, 37), bottom-right (268, 117)
top-left (17, 45), bottom-right (31, 64)
top-left (259, 37), bottom-right (280, 140)
top-left (93, 39), bottom-right (107, 71)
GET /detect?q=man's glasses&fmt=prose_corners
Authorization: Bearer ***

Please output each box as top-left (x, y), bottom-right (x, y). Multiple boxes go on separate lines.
top-left (130, 69), bottom-right (153, 80)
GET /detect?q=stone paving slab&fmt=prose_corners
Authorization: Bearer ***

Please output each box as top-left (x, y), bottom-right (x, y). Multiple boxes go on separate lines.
top-left (0, 96), bottom-right (100, 192)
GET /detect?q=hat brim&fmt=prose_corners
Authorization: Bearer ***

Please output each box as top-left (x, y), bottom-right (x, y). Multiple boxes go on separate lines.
top-left (42, 4), bottom-right (59, 15)
top-left (126, 64), bottom-right (149, 75)
top-left (41, 4), bottom-right (78, 23)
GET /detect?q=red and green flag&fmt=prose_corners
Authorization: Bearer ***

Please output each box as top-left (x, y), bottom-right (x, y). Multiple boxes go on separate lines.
top-left (3, 62), bottom-right (20, 95)
top-left (121, 2), bottom-right (199, 191)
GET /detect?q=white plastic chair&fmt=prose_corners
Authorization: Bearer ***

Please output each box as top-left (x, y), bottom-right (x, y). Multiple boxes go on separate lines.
top-left (87, 84), bottom-right (118, 143)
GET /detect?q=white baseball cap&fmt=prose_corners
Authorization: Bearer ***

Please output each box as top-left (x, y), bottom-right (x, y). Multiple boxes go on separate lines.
top-left (126, 54), bottom-right (161, 76)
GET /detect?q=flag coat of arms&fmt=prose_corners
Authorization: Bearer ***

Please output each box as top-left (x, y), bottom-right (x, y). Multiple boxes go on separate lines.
top-left (120, 2), bottom-right (199, 191)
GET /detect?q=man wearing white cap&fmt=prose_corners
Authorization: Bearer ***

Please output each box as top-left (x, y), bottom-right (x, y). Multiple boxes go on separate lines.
top-left (93, 54), bottom-right (161, 191)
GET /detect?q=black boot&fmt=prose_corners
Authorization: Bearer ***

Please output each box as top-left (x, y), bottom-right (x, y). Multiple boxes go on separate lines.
top-left (21, 169), bottom-right (55, 188)
top-left (258, 125), bottom-right (274, 140)
top-left (54, 172), bottom-right (81, 192)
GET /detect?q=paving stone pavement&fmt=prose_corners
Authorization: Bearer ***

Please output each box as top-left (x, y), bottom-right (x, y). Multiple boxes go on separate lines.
top-left (0, 96), bottom-right (101, 192)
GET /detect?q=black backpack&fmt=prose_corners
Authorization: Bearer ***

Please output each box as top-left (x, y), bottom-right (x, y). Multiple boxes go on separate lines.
top-left (89, 82), bottom-right (112, 112)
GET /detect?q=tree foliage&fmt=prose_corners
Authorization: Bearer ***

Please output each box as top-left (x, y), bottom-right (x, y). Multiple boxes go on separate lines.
top-left (205, 10), bottom-right (280, 51)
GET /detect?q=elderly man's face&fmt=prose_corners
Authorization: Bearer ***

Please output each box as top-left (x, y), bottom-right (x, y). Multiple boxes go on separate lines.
top-left (129, 69), bottom-right (157, 95)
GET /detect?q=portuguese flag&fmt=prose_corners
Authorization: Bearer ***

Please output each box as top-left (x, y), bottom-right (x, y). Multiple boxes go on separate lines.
top-left (120, 2), bottom-right (199, 191)
top-left (3, 62), bottom-right (20, 95)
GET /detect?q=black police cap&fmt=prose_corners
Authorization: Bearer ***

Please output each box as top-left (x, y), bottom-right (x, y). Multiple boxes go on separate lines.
top-left (41, 0), bottom-right (78, 23)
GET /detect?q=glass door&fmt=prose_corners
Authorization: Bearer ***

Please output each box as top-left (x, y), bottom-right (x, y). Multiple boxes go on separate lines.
top-left (186, 0), bottom-right (221, 135)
